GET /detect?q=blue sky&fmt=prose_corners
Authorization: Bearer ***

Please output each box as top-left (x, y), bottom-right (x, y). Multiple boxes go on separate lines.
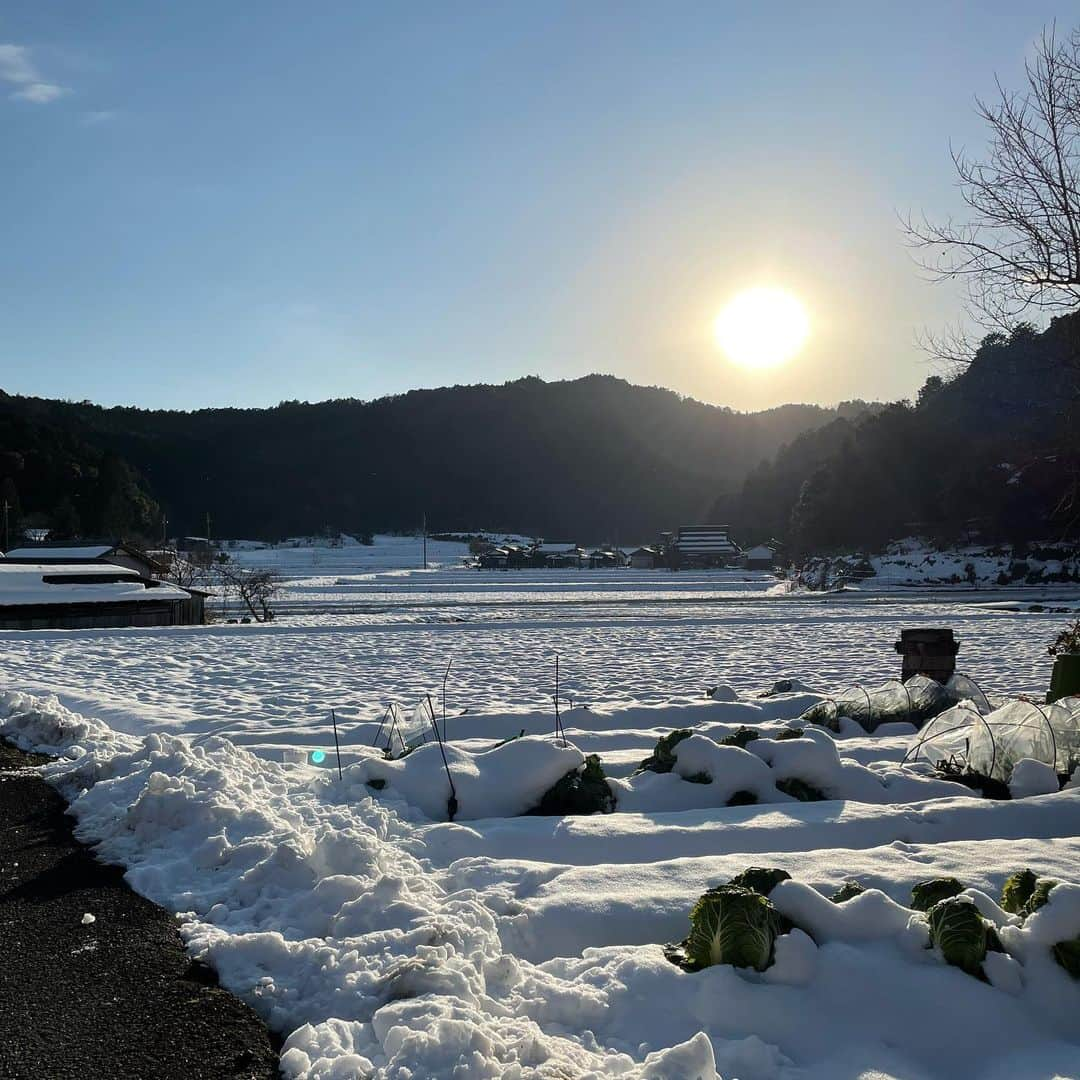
top-left (1, 2), bottom-right (1075, 410)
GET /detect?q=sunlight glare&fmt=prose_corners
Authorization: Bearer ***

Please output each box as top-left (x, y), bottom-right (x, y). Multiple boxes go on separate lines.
top-left (713, 287), bottom-right (810, 370)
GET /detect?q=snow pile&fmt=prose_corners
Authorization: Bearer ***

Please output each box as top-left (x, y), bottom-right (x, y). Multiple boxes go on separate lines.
top-left (350, 735), bottom-right (586, 820)
top-left (0, 688), bottom-right (138, 759)
top-left (5, 686), bottom-right (1080, 1079)
top-left (0, 691), bottom-right (728, 1078)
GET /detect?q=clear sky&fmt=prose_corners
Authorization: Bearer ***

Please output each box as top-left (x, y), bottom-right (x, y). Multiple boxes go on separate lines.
top-left (1, 2), bottom-right (1075, 411)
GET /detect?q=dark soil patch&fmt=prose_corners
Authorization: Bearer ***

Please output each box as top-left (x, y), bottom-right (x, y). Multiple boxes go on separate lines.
top-left (0, 740), bottom-right (279, 1079)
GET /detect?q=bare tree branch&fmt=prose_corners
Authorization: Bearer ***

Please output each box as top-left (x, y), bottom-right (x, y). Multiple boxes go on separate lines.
top-left (903, 26), bottom-right (1080, 359)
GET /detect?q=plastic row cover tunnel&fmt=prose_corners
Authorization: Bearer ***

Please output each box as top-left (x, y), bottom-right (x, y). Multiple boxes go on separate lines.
top-left (905, 697), bottom-right (1080, 782)
top-left (798, 673), bottom-right (991, 734)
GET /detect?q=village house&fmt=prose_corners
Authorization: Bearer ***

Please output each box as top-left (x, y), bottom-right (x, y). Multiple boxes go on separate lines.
top-left (3, 540), bottom-right (168, 579)
top-left (587, 548), bottom-right (627, 568)
top-left (743, 544), bottom-right (777, 570)
top-left (629, 546), bottom-right (659, 569)
top-left (672, 525), bottom-right (741, 568)
top-left (534, 542), bottom-right (585, 568)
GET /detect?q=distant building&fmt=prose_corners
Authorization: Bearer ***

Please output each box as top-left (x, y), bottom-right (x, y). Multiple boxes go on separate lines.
top-left (3, 541), bottom-right (167, 579)
top-left (0, 562), bottom-right (205, 630)
top-left (674, 525), bottom-right (741, 568)
top-left (743, 544), bottom-right (776, 570)
top-left (176, 536), bottom-right (215, 554)
top-left (629, 546), bottom-right (658, 569)
top-left (534, 542), bottom-right (585, 568)
top-left (588, 548), bottom-right (627, 568)
top-left (477, 546), bottom-right (511, 569)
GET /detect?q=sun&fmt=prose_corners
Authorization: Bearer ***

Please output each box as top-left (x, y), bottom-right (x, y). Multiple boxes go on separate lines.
top-left (713, 287), bottom-right (810, 370)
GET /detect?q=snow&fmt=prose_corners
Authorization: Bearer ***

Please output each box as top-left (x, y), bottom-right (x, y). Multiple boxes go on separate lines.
top-left (2, 544), bottom-right (1080, 1078)
top-left (0, 563), bottom-right (192, 606)
top-left (4, 545), bottom-right (114, 559)
top-left (351, 735), bottom-right (585, 820)
top-left (1009, 758), bottom-right (1060, 798)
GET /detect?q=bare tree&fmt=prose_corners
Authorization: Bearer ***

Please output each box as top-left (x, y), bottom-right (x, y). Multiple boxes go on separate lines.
top-left (162, 547), bottom-right (213, 590)
top-left (905, 26), bottom-right (1080, 358)
top-left (218, 565), bottom-right (280, 622)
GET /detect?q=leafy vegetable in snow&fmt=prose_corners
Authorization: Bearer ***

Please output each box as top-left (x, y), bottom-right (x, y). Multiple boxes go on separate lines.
top-left (1000, 868), bottom-right (1037, 915)
top-left (719, 726), bottom-right (760, 749)
top-left (1053, 937), bottom-right (1080, 979)
top-left (775, 777), bottom-right (826, 802)
top-left (634, 729), bottom-right (694, 775)
top-left (911, 877), bottom-right (965, 912)
top-left (671, 884), bottom-right (781, 972)
top-left (830, 881), bottom-right (867, 903)
top-left (1023, 878), bottom-right (1059, 915)
top-left (528, 753), bottom-right (615, 816)
top-left (927, 896), bottom-right (991, 978)
top-left (728, 867), bottom-right (791, 897)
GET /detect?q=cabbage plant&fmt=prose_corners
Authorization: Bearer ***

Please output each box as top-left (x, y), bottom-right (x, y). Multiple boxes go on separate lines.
top-left (1000, 869), bottom-right (1037, 915)
top-left (911, 877), bottom-right (965, 912)
top-left (634, 729), bottom-right (693, 774)
top-left (1023, 878), bottom-right (1058, 915)
top-left (684, 884), bottom-right (780, 972)
top-left (728, 867), bottom-right (791, 897)
top-left (830, 881), bottom-right (866, 903)
top-left (1053, 938), bottom-right (1080, 979)
top-left (928, 896), bottom-right (990, 977)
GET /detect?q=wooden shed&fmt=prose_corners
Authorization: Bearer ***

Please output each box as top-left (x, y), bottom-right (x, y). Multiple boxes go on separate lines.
top-left (0, 563), bottom-right (203, 630)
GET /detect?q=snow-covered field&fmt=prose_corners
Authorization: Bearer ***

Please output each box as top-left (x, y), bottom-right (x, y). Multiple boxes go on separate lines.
top-left (3, 537), bottom-right (1079, 1079)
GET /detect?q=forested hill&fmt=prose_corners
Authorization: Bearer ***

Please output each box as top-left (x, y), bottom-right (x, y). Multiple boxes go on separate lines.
top-left (0, 376), bottom-right (873, 542)
top-left (720, 313), bottom-right (1080, 553)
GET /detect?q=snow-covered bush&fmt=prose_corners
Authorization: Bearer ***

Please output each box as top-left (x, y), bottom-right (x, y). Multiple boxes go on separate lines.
top-left (351, 734), bottom-right (588, 820)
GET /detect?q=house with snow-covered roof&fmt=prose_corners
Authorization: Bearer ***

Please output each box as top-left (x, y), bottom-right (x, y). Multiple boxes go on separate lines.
top-left (673, 525), bottom-right (741, 568)
top-left (0, 563), bottom-right (205, 629)
top-left (3, 540), bottom-right (167, 579)
top-left (742, 544), bottom-right (777, 570)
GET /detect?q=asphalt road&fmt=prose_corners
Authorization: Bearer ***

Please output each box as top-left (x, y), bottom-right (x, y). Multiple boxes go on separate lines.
top-left (0, 741), bottom-right (279, 1079)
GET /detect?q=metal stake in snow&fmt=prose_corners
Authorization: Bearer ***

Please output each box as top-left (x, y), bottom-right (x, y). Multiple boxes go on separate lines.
top-left (441, 658), bottom-right (453, 742)
top-left (330, 708), bottom-right (343, 780)
top-left (427, 692), bottom-right (458, 820)
top-left (554, 653), bottom-right (566, 743)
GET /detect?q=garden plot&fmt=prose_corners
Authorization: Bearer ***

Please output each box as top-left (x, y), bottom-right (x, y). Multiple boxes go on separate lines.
top-left (2, 567), bottom-right (1080, 1078)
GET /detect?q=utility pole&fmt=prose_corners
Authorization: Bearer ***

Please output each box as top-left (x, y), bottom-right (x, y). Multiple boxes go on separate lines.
top-left (205, 512), bottom-right (212, 546)
top-left (161, 513), bottom-right (168, 549)
top-left (422, 512), bottom-right (428, 570)
top-left (1, 499), bottom-right (8, 553)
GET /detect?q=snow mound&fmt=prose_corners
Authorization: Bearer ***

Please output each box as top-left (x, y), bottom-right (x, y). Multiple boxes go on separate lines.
top-left (350, 735), bottom-right (586, 820)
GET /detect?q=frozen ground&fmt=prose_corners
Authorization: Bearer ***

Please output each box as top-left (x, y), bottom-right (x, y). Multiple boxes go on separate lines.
top-left (2, 536), bottom-right (1079, 1079)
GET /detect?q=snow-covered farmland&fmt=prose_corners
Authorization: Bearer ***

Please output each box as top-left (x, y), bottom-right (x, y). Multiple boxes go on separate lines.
top-left (2, 537), bottom-right (1079, 1079)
